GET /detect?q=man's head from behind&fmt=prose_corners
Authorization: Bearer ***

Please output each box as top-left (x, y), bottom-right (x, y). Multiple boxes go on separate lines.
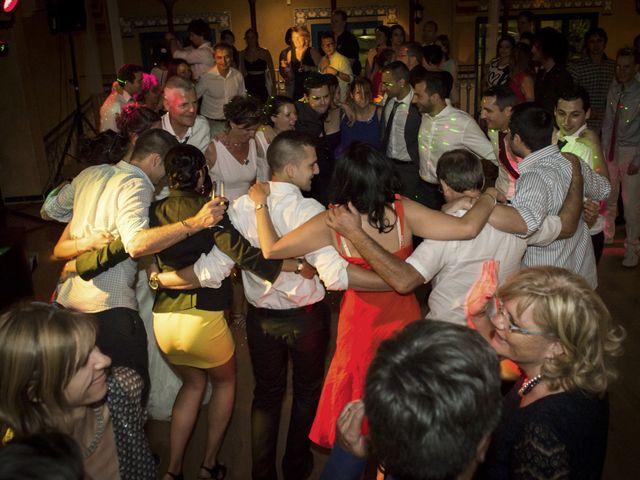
top-left (422, 44), bottom-right (443, 69)
top-left (267, 131), bottom-right (318, 191)
top-left (117, 64), bottom-right (143, 95)
top-left (130, 129), bottom-right (179, 185)
top-left (365, 320), bottom-right (502, 480)
top-left (508, 102), bottom-right (554, 157)
top-left (163, 76), bottom-right (198, 130)
top-left (556, 85), bottom-right (591, 137)
top-left (436, 149), bottom-right (484, 201)
top-left (480, 85), bottom-right (519, 131)
top-left (187, 19), bottom-right (212, 46)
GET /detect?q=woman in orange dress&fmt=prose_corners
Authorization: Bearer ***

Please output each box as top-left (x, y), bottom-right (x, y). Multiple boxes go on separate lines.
top-left (249, 142), bottom-right (498, 447)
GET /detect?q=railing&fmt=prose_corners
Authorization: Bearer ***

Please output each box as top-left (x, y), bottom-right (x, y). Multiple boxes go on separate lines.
top-left (456, 64), bottom-right (479, 117)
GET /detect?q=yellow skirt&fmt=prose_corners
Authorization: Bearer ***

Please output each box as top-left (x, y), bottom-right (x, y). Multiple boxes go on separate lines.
top-left (153, 308), bottom-right (235, 369)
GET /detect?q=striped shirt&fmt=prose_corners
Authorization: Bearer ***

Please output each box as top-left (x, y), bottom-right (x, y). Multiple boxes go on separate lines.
top-left (56, 161), bottom-right (155, 312)
top-left (511, 145), bottom-right (610, 288)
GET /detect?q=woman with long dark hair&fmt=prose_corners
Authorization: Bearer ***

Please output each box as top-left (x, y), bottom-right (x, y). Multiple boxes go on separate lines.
top-left (248, 142), bottom-right (499, 448)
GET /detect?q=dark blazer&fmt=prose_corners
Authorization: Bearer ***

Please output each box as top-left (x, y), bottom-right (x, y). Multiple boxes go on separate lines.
top-left (76, 189), bottom-right (282, 313)
top-left (379, 99), bottom-right (422, 164)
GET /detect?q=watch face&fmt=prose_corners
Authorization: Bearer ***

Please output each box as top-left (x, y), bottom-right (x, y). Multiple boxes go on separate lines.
top-left (149, 277), bottom-right (159, 290)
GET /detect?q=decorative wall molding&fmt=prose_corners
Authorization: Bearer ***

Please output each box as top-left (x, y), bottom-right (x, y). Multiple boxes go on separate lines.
top-left (458, 0), bottom-right (611, 15)
top-left (294, 5), bottom-right (397, 26)
top-left (119, 12), bottom-right (231, 37)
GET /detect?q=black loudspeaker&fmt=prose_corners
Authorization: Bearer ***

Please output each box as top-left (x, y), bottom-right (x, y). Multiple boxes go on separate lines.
top-left (46, 0), bottom-right (87, 34)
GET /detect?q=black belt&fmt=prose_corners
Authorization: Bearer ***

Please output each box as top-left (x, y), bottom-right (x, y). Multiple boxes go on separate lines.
top-left (250, 300), bottom-right (323, 318)
top-left (389, 157), bottom-right (413, 166)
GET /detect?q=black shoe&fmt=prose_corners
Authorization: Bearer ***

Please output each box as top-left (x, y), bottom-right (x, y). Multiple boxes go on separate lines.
top-left (199, 462), bottom-right (227, 480)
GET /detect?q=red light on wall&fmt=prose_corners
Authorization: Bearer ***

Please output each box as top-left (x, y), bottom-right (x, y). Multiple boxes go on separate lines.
top-left (3, 0), bottom-right (18, 13)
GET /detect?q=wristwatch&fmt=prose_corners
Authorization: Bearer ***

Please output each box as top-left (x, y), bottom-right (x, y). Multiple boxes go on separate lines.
top-left (148, 273), bottom-right (161, 291)
top-left (294, 258), bottom-right (304, 274)
top-left (255, 203), bottom-right (268, 211)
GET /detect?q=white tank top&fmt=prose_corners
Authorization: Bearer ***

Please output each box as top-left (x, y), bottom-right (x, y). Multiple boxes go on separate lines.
top-left (209, 139), bottom-right (258, 201)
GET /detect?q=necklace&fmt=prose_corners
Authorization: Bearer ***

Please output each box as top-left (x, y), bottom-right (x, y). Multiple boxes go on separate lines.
top-left (83, 407), bottom-right (105, 459)
top-left (518, 374), bottom-right (543, 397)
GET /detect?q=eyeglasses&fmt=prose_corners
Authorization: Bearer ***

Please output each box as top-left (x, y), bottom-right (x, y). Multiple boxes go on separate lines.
top-left (381, 81), bottom-right (396, 87)
top-left (486, 297), bottom-right (547, 336)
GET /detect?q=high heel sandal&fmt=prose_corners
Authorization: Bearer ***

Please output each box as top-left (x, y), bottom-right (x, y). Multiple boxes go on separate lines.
top-left (199, 462), bottom-right (227, 480)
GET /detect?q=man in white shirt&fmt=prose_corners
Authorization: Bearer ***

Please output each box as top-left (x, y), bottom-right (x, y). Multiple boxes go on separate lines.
top-left (480, 85), bottom-right (521, 200)
top-left (196, 42), bottom-right (245, 135)
top-left (318, 31), bottom-right (353, 103)
top-left (55, 129), bottom-right (226, 399)
top-left (168, 131), bottom-right (386, 479)
top-left (325, 149), bottom-right (581, 327)
top-left (166, 19), bottom-right (214, 81)
top-left (412, 67), bottom-right (496, 209)
top-left (554, 85), bottom-right (609, 263)
top-left (99, 64), bottom-right (143, 132)
top-left (379, 61), bottom-right (422, 201)
top-left (159, 75), bottom-right (210, 153)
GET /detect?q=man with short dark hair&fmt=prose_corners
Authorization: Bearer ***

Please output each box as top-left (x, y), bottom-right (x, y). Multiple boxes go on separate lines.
top-left (421, 44), bottom-right (443, 71)
top-left (490, 103), bottom-right (610, 287)
top-left (412, 67), bottom-right (495, 208)
top-left (318, 31), bottom-right (353, 102)
top-left (396, 42), bottom-right (423, 71)
top-left (532, 27), bottom-right (574, 113)
top-left (481, 85), bottom-right (521, 199)
top-left (160, 76), bottom-right (210, 152)
top-left (379, 61), bottom-right (422, 200)
top-left (517, 10), bottom-right (535, 37)
top-left (166, 19), bottom-right (214, 80)
top-left (602, 48), bottom-right (640, 266)
top-left (321, 320), bottom-right (502, 480)
top-left (331, 10), bottom-right (361, 76)
top-left (295, 73), bottom-right (333, 205)
top-left (568, 27), bottom-right (615, 133)
top-left (99, 64), bottom-right (143, 132)
top-left (421, 20), bottom-right (438, 46)
top-left (196, 42), bottom-right (245, 134)
top-left (554, 85), bottom-right (609, 263)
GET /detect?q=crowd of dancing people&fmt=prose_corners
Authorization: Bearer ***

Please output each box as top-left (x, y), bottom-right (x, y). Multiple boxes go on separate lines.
top-left (1, 8), bottom-right (638, 480)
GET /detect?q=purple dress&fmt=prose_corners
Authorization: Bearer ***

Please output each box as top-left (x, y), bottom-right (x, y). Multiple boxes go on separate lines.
top-left (337, 112), bottom-right (380, 157)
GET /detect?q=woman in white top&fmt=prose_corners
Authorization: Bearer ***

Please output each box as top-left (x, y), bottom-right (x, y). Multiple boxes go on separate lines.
top-left (205, 96), bottom-right (263, 201)
top-left (255, 95), bottom-right (298, 176)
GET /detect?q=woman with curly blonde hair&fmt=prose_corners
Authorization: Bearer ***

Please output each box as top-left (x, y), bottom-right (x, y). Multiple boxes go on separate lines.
top-left (472, 266), bottom-right (625, 479)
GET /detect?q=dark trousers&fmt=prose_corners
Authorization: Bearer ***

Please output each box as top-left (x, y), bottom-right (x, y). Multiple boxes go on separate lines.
top-left (415, 179), bottom-right (444, 210)
top-left (592, 231), bottom-right (605, 264)
top-left (246, 301), bottom-right (331, 480)
top-left (390, 158), bottom-right (420, 202)
top-left (94, 307), bottom-right (150, 404)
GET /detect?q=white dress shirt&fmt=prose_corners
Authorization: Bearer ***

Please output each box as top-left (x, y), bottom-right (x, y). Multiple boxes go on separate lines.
top-left (194, 181), bottom-right (349, 309)
top-left (196, 66), bottom-right (245, 120)
top-left (161, 113), bottom-right (211, 153)
top-left (383, 89), bottom-right (413, 161)
top-left (99, 90), bottom-right (132, 133)
top-left (173, 41), bottom-right (214, 81)
top-left (406, 209), bottom-right (561, 325)
top-left (418, 100), bottom-right (497, 183)
top-left (56, 161), bottom-right (155, 312)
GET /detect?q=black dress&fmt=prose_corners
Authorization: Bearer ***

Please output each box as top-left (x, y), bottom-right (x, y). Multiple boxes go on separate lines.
top-left (477, 378), bottom-right (609, 479)
top-left (244, 56), bottom-right (269, 102)
top-left (291, 48), bottom-right (317, 101)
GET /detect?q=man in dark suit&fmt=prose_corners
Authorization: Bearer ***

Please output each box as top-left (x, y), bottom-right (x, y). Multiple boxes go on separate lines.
top-left (379, 61), bottom-right (422, 202)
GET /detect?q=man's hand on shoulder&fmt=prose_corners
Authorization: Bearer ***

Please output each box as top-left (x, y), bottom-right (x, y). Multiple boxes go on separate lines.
top-left (249, 182), bottom-right (270, 205)
top-left (326, 202), bottom-right (362, 239)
